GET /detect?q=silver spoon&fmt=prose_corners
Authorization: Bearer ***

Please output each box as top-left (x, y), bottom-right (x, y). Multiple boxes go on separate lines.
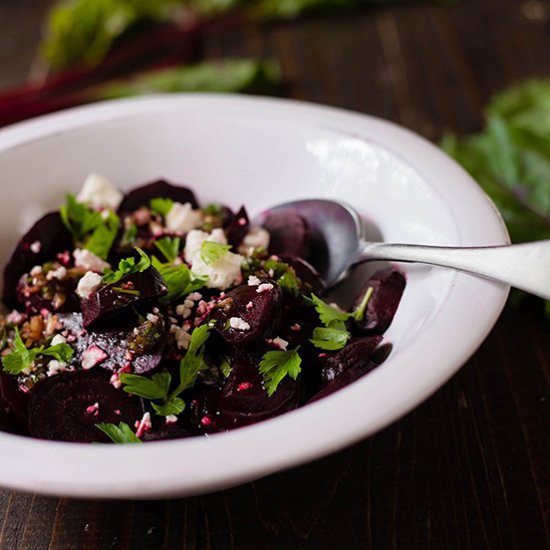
top-left (253, 199), bottom-right (550, 300)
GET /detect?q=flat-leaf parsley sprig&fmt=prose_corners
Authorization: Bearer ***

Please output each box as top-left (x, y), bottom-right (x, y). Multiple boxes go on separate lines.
top-left (1, 327), bottom-right (74, 376)
top-left (259, 348), bottom-right (302, 397)
top-left (120, 324), bottom-right (211, 417)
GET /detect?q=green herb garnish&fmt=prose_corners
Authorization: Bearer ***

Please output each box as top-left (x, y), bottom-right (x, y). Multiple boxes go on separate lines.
top-left (150, 197), bottom-right (174, 217)
top-left (309, 293), bottom-right (351, 325)
top-left (154, 236), bottom-right (181, 263)
top-left (310, 322), bottom-right (351, 351)
top-left (200, 241), bottom-right (232, 265)
top-left (96, 422), bottom-right (142, 444)
top-left (60, 194), bottom-right (120, 259)
top-left (151, 256), bottom-right (208, 303)
top-left (2, 328), bottom-right (74, 376)
top-left (121, 325), bottom-right (211, 417)
top-left (102, 247), bottom-right (151, 284)
top-left (259, 348), bottom-right (302, 397)
top-left (353, 287), bottom-right (374, 322)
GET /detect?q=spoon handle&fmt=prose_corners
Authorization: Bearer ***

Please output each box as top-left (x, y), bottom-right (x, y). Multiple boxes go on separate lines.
top-left (359, 240), bottom-right (550, 300)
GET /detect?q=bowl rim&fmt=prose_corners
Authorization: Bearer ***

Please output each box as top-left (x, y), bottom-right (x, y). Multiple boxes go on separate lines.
top-left (0, 94), bottom-right (510, 499)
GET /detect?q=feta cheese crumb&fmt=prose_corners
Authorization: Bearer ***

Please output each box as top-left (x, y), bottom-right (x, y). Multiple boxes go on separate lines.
top-left (46, 265), bottom-right (67, 281)
top-left (30, 265), bottom-right (42, 277)
top-left (170, 324), bottom-right (192, 350)
top-left (242, 226), bottom-right (270, 250)
top-left (86, 402), bottom-right (100, 416)
top-left (267, 337), bottom-right (289, 350)
top-left (81, 345), bottom-right (107, 370)
top-left (247, 275), bottom-right (261, 286)
top-left (50, 334), bottom-right (67, 346)
top-left (256, 283), bottom-right (274, 293)
top-left (73, 248), bottom-right (110, 272)
top-left (77, 173), bottom-right (123, 211)
top-left (110, 373), bottom-right (122, 389)
top-left (165, 415), bottom-right (178, 424)
top-left (165, 202), bottom-right (202, 235)
top-left (47, 360), bottom-right (68, 377)
top-left (135, 412), bottom-right (152, 438)
top-left (30, 240), bottom-right (42, 253)
top-left (146, 313), bottom-right (159, 323)
top-left (229, 317), bottom-right (251, 331)
top-left (76, 271), bottom-right (103, 299)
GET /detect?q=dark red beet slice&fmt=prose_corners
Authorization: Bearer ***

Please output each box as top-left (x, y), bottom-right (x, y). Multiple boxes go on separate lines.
top-left (142, 424), bottom-right (191, 441)
top-left (216, 350), bottom-right (300, 430)
top-left (308, 344), bottom-right (392, 404)
top-left (210, 280), bottom-right (283, 347)
top-left (181, 383), bottom-right (223, 435)
top-left (81, 267), bottom-right (167, 328)
top-left (59, 312), bottom-right (166, 374)
top-left (352, 269), bottom-right (406, 335)
top-left (263, 212), bottom-right (312, 260)
top-left (118, 180), bottom-right (199, 212)
top-left (318, 335), bottom-right (383, 383)
top-left (224, 206), bottom-right (249, 248)
top-left (3, 212), bottom-right (72, 308)
top-left (28, 370), bottom-right (144, 443)
top-left (281, 256), bottom-right (325, 296)
top-left (0, 372), bottom-right (29, 434)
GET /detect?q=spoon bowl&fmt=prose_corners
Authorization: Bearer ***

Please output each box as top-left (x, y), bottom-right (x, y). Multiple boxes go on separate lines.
top-left (256, 199), bottom-right (550, 300)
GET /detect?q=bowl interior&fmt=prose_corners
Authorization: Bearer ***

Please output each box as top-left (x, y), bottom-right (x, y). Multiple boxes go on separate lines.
top-left (0, 96), bottom-right (509, 498)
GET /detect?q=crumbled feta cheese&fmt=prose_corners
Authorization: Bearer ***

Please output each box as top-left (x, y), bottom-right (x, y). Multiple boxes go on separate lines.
top-left (46, 265), bottom-right (67, 281)
top-left (81, 345), bottom-right (107, 369)
top-left (47, 360), bottom-right (68, 377)
top-left (77, 173), bottom-right (123, 211)
top-left (30, 240), bottom-right (41, 254)
top-left (146, 313), bottom-right (159, 323)
top-left (110, 373), bottom-right (122, 389)
top-left (229, 317), bottom-right (251, 331)
top-left (76, 271), bottom-right (103, 299)
top-left (242, 226), bottom-right (270, 250)
top-left (50, 334), bottom-right (67, 346)
top-left (170, 324), bottom-right (192, 350)
top-left (6, 310), bottom-right (25, 325)
top-left (192, 251), bottom-right (243, 290)
top-left (73, 248), bottom-right (110, 272)
top-left (165, 415), bottom-right (178, 424)
top-left (256, 283), bottom-right (274, 293)
top-left (270, 337), bottom-right (289, 350)
top-left (86, 402), bottom-right (100, 416)
top-left (30, 265), bottom-right (42, 277)
top-left (135, 412), bottom-right (152, 438)
top-left (165, 202), bottom-right (202, 235)
top-left (188, 292), bottom-right (202, 301)
top-left (248, 275), bottom-right (261, 286)
top-left (184, 228), bottom-right (241, 290)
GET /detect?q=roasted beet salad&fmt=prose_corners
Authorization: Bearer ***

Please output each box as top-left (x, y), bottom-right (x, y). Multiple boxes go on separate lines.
top-left (0, 174), bottom-right (406, 444)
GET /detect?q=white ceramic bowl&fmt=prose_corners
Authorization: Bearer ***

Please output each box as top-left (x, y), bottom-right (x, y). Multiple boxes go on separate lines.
top-left (0, 95), bottom-right (509, 499)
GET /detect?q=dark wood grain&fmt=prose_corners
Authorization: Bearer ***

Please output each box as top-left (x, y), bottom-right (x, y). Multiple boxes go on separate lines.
top-left (1, 0), bottom-right (550, 548)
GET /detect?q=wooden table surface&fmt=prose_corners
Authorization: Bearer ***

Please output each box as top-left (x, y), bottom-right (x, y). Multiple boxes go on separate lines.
top-left (1, 0), bottom-right (550, 548)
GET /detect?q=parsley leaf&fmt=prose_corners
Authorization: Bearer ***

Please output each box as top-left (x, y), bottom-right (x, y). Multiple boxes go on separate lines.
top-left (259, 348), bottom-right (302, 397)
top-left (150, 197), bottom-right (174, 217)
top-left (1, 328), bottom-right (75, 376)
top-left (102, 248), bottom-right (151, 284)
top-left (120, 371), bottom-right (171, 400)
top-left (151, 257), bottom-right (208, 303)
top-left (120, 325), bottom-right (211, 417)
top-left (200, 241), bottom-right (232, 265)
top-left (309, 294), bottom-right (351, 325)
top-left (154, 236), bottom-right (181, 263)
top-left (60, 194), bottom-right (120, 259)
top-left (310, 321), bottom-right (351, 351)
top-left (96, 422), bottom-right (142, 444)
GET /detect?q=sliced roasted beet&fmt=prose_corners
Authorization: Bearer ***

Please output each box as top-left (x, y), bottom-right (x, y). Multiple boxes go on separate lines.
top-left (309, 343), bottom-right (393, 403)
top-left (224, 206), bottom-right (249, 248)
top-left (28, 370), bottom-right (144, 443)
top-left (281, 256), bottom-right (325, 296)
top-left (81, 267), bottom-right (167, 328)
top-left (142, 424), bottom-right (191, 441)
top-left (318, 335), bottom-right (383, 384)
top-left (182, 383), bottom-right (223, 435)
top-left (0, 372), bottom-right (29, 434)
top-left (353, 269), bottom-right (406, 335)
top-left (118, 180), bottom-right (199, 212)
top-left (59, 312), bottom-right (166, 374)
top-left (3, 212), bottom-right (73, 308)
top-left (263, 211), bottom-right (312, 260)
top-left (210, 280), bottom-right (283, 347)
top-left (216, 349), bottom-right (300, 430)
